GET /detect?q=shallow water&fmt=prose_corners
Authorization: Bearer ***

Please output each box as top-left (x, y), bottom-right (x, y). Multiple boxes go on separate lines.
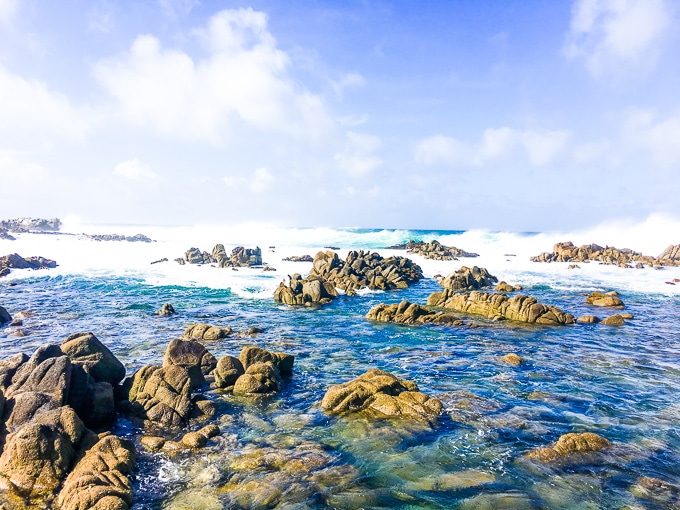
top-left (1, 226), bottom-right (680, 508)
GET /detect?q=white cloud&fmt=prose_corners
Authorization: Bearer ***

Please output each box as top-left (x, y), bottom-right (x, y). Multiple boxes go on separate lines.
top-left (334, 131), bottom-right (382, 177)
top-left (624, 110), bottom-right (680, 168)
top-left (415, 128), bottom-right (569, 167)
top-left (250, 167), bottom-right (273, 193)
top-left (331, 72), bottom-right (366, 98)
top-left (94, 8), bottom-right (332, 144)
top-left (0, 151), bottom-right (48, 181)
top-left (158, 0), bottom-right (199, 19)
top-left (113, 159), bottom-right (157, 180)
top-left (0, 0), bottom-right (17, 25)
top-left (0, 64), bottom-right (90, 147)
top-left (564, 0), bottom-right (673, 75)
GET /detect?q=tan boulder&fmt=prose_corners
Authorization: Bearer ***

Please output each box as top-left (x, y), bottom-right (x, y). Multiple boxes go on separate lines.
top-left (60, 332), bottom-right (126, 386)
top-left (602, 314), bottom-right (625, 326)
top-left (163, 338), bottom-right (217, 387)
top-left (366, 300), bottom-right (462, 326)
top-left (128, 365), bottom-right (196, 427)
top-left (214, 355), bottom-right (245, 389)
top-left (527, 432), bottom-right (611, 462)
top-left (586, 291), bottom-right (624, 308)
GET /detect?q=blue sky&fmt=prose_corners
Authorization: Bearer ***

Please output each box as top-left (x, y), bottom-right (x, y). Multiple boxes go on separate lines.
top-left (1, 0), bottom-right (679, 230)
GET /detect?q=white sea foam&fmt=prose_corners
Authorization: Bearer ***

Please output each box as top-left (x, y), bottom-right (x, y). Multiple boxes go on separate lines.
top-left (1, 214), bottom-right (679, 297)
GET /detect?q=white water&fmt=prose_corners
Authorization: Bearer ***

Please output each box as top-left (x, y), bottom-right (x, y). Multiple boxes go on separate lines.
top-left (1, 213), bottom-right (679, 298)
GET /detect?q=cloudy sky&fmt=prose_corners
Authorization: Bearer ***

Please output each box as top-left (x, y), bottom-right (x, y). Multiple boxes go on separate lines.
top-left (1, 0), bottom-right (678, 230)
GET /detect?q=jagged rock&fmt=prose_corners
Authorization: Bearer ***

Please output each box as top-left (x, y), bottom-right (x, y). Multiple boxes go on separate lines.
top-left (229, 246), bottom-right (262, 267)
top-left (213, 356), bottom-right (244, 389)
top-left (55, 434), bottom-right (136, 510)
top-left (128, 365), bottom-right (197, 427)
top-left (163, 338), bottom-right (217, 387)
top-left (577, 315), bottom-right (600, 324)
top-left (0, 305), bottom-right (11, 324)
top-left (185, 247), bottom-right (206, 264)
top-left (274, 273), bottom-right (338, 306)
top-left (0, 406), bottom-right (85, 498)
top-left (6, 346), bottom-right (71, 404)
top-left (602, 314), bottom-right (625, 326)
top-left (182, 323), bottom-right (232, 341)
top-left (0, 353), bottom-right (28, 390)
top-left (439, 266), bottom-right (498, 291)
top-left (527, 432), bottom-right (611, 462)
top-left (157, 303), bottom-right (176, 316)
top-left (238, 346), bottom-right (294, 374)
top-left (233, 362), bottom-right (281, 396)
top-left (586, 291), bottom-right (624, 308)
top-left (427, 290), bottom-right (575, 325)
top-left (366, 300), bottom-right (463, 326)
top-left (531, 241), bottom-right (673, 267)
top-left (282, 255), bottom-right (313, 262)
top-left (658, 244), bottom-right (680, 262)
top-left (3, 391), bottom-right (61, 434)
top-left (388, 239), bottom-right (478, 259)
top-left (0, 217), bottom-right (61, 232)
top-left (0, 253), bottom-right (57, 271)
top-left (183, 245), bottom-right (262, 267)
top-left (321, 368), bottom-right (441, 425)
top-left (61, 332), bottom-right (126, 386)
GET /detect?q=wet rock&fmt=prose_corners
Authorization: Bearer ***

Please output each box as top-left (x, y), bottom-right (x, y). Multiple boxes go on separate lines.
top-left (157, 303), bottom-right (176, 316)
top-left (55, 434), bottom-right (136, 510)
top-left (0, 305), bottom-right (11, 324)
top-left (163, 338), bottom-right (217, 387)
top-left (233, 362), bottom-right (282, 396)
top-left (274, 273), bottom-right (338, 306)
top-left (527, 432), bottom-right (611, 462)
top-left (531, 241), bottom-right (668, 267)
top-left (602, 314), bottom-right (625, 326)
top-left (427, 290), bottom-right (575, 325)
top-left (239, 346), bottom-right (294, 374)
top-left (585, 291), bottom-right (624, 308)
top-left (190, 396), bottom-right (216, 421)
top-left (577, 315), bottom-right (600, 324)
top-left (182, 323), bottom-right (232, 341)
top-left (0, 253), bottom-right (58, 271)
top-left (282, 255), bottom-right (313, 262)
top-left (141, 435), bottom-right (165, 452)
top-left (0, 352), bottom-right (27, 390)
top-left (439, 266), bottom-right (498, 291)
top-left (180, 424), bottom-right (220, 449)
top-left (502, 353), bottom-right (524, 366)
top-left (397, 239), bottom-right (478, 260)
top-left (366, 300), bottom-right (463, 326)
top-left (183, 245), bottom-right (262, 267)
top-left (246, 326), bottom-right (265, 335)
top-left (621, 313), bottom-right (634, 319)
top-left (214, 355), bottom-right (245, 389)
top-left (321, 369), bottom-right (441, 425)
top-left (61, 332), bottom-right (126, 386)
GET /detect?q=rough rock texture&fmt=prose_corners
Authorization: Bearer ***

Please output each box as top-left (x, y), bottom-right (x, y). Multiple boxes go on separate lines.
top-left (233, 362), bottom-right (282, 396)
top-left (577, 315), bottom-right (600, 324)
top-left (157, 303), bottom-right (176, 316)
top-left (403, 240), bottom-right (478, 260)
top-left (502, 353), bottom-right (524, 366)
top-left (274, 273), bottom-right (338, 306)
top-left (0, 353), bottom-right (27, 390)
top-left (0, 217), bottom-right (61, 232)
top-left (6, 345), bottom-right (72, 403)
top-left (182, 323), bottom-right (232, 341)
top-left (439, 266), bottom-right (498, 291)
top-left (163, 338), bottom-right (217, 387)
top-left (602, 314), bottom-right (625, 326)
top-left (321, 368), bottom-right (442, 425)
top-left (0, 253), bottom-right (58, 276)
top-left (427, 290), bottom-right (575, 325)
top-left (239, 346), bottom-right (294, 374)
top-left (309, 250), bottom-right (423, 296)
top-left (183, 245), bottom-right (262, 267)
top-left (128, 365), bottom-right (197, 427)
top-left (0, 305), bottom-right (11, 325)
top-left (61, 332), bottom-right (126, 386)
top-left (658, 244), bottom-right (680, 262)
top-left (527, 432), bottom-right (611, 462)
top-left (282, 255), bottom-right (313, 262)
top-left (366, 300), bottom-right (463, 326)
top-left (531, 241), bottom-right (675, 267)
top-left (585, 291), bottom-right (624, 308)
top-left (55, 435), bottom-right (136, 510)
top-left (213, 356), bottom-right (245, 389)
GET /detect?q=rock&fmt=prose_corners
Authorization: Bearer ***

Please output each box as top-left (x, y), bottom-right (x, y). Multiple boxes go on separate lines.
top-left (141, 435), bottom-right (165, 452)
top-left (577, 315), bottom-right (600, 324)
top-left (4, 391), bottom-right (62, 434)
top-left (321, 368), bottom-right (441, 425)
top-left (183, 245), bottom-right (262, 267)
top-left (6, 346), bottom-right (72, 404)
top-left (184, 247), bottom-right (206, 264)
top-left (282, 255), bottom-right (313, 262)
top-left (180, 425), bottom-right (220, 449)
top-left (0, 352), bottom-right (28, 390)
top-left (274, 273), bottom-right (338, 306)
top-left (157, 303), bottom-right (176, 316)
top-left (502, 353), bottom-right (524, 366)
top-left (214, 355), bottom-right (245, 388)
top-left (233, 362), bottom-right (281, 396)
top-left (366, 300), bottom-right (463, 326)
top-left (229, 246), bottom-right (262, 267)
top-left (239, 346), bottom-right (294, 374)
top-left (163, 338), bottom-right (217, 387)
top-left (395, 239), bottom-right (478, 260)
top-left (495, 281), bottom-right (513, 292)
top-left (246, 326), bottom-right (265, 335)
top-left (0, 305), bottom-right (11, 324)
top-left (9, 319), bottom-right (22, 326)
top-left (527, 432), bottom-right (611, 462)
top-left (0, 217), bottom-right (61, 232)
top-left (531, 241), bottom-right (670, 267)
top-left (55, 435), bottom-right (136, 510)
top-left (0, 253), bottom-right (57, 270)
top-left (621, 313), bottom-right (633, 319)
top-left (0, 406), bottom-right (85, 498)
top-left (150, 257), bottom-right (168, 265)
top-left (658, 244), bottom-right (680, 262)
top-left (182, 323), bottom-right (232, 341)
top-left (427, 291), bottom-right (575, 325)
top-left (439, 266), bottom-right (498, 291)
top-left (61, 332), bottom-right (126, 386)
top-left (602, 314), bottom-right (625, 326)
top-left (585, 291), bottom-right (624, 308)
top-left (128, 365), bottom-right (197, 427)
top-left (568, 264), bottom-right (581, 269)
top-left (84, 233), bottom-right (153, 242)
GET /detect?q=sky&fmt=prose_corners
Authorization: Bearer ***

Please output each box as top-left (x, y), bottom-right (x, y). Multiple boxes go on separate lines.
top-left (0, 0), bottom-right (679, 231)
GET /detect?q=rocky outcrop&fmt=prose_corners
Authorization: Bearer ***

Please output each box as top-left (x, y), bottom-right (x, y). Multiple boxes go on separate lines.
top-left (182, 245), bottom-right (262, 267)
top-left (658, 244), bottom-right (680, 262)
top-left (309, 250), bottom-right (423, 296)
top-left (366, 300), bottom-right (463, 326)
top-left (83, 233), bottom-right (153, 242)
top-left (387, 239), bottom-right (478, 259)
top-left (61, 332), bottom-right (126, 386)
top-left (213, 356), bottom-right (245, 389)
top-left (55, 434), bottom-right (136, 510)
top-left (0, 253), bottom-right (58, 277)
top-left (530, 241), bottom-right (675, 268)
top-left (282, 255), bottom-right (313, 262)
top-left (274, 273), bottom-right (338, 306)
top-left (585, 291), bottom-right (624, 308)
top-left (182, 323), bottom-right (232, 341)
top-left (0, 306), bottom-right (11, 325)
top-left (321, 369), bottom-right (442, 425)
top-left (439, 266), bottom-right (497, 291)
top-left (0, 217), bottom-right (61, 232)
top-left (233, 362), bottom-right (282, 396)
top-left (427, 290), bottom-right (575, 325)
top-left (526, 432), bottom-right (611, 462)
top-left (157, 303), bottom-right (176, 316)
top-left (163, 338), bottom-right (217, 387)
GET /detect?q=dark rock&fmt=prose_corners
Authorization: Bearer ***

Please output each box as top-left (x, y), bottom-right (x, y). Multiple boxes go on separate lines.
top-left (157, 303), bottom-right (176, 316)
top-left (0, 253), bottom-right (57, 271)
top-left (405, 239), bottom-right (478, 260)
top-left (239, 346), bottom-right (294, 374)
top-left (214, 356), bottom-right (245, 389)
top-left (439, 266), bottom-right (498, 291)
top-left (0, 305), bottom-right (11, 324)
top-left (163, 338), bottom-right (217, 387)
top-left (282, 255), bottom-right (313, 262)
top-left (182, 323), bottom-right (232, 341)
top-left (61, 332), bottom-right (126, 386)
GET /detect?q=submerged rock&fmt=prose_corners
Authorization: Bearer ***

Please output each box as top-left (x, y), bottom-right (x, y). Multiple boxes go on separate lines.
top-left (439, 266), bottom-right (498, 291)
top-left (366, 300), bottom-right (463, 326)
top-left (602, 314), bottom-right (625, 326)
top-left (527, 432), bottom-right (611, 462)
top-left (427, 290), bottom-right (575, 325)
top-left (157, 303), bottom-right (176, 316)
top-left (214, 355), bottom-right (245, 389)
top-left (321, 369), bottom-right (442, 425)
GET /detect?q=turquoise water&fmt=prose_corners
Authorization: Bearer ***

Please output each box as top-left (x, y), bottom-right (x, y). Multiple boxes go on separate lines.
top-left (2, 268), bottom-right (680, 508)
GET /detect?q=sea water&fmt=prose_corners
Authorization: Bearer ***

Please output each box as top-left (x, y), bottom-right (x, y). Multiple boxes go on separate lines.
top-left (1, 216), bottom-right (679, 508)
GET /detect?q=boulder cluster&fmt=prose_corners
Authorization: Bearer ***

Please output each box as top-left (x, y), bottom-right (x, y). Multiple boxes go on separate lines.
top-left (0, 253), bottom-right (57, 278)
top-left (0, 333), bottom-right (134, 509)
top-left (274, 250), bottom-right (423, 306)
top-left (531, 241), bottom-right (680, 268)
top-left (0, 217), bottom-right (61, 232)
top-left (366, 300), bottom-right (463, 326)
top-left (83, 233), bottom-right (153, 242)
top-left (387, 239), bottom-right (478, 260)
top-left (427, 290), bottom-right (575, 325)
top-left (282, 254), bottom-right (313, 262)
top-left (439, 266), bottom-right (498, 291)
top-left (585, 291), bottom-right (625, 308)
top-left (179, 244), bottom-right (262, 267)
top-left (321, 369), bottom-right (442, 425)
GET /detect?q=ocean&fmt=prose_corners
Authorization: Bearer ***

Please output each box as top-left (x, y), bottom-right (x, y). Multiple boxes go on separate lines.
top-left (1, 216), bottom-right (679, 509)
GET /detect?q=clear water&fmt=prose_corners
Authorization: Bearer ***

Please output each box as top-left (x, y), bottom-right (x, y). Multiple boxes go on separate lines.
top-left (1, 222), bottom-right (680, 508)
